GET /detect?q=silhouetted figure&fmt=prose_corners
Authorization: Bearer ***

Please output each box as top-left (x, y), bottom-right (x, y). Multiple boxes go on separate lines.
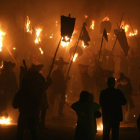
top-left (0, 61), bottom-right (18, 118)
top-left (100, 77), bottom-right (127, 140)
top-left (50, 57), bottom-right (69, 118)
top-left (13, 79), bottom-right (39, 140)
top-left (117, 73), bottom-right (134, 122)
top-left (27, 64), bottom-right (52, 129)
top-left (71, 91), bottom-right (100, 140)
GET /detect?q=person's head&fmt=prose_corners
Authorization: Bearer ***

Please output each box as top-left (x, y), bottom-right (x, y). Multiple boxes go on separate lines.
top-left (107, 77), bottom-right (115, 88)
top-left (79, 91), bottom-right (90, 102)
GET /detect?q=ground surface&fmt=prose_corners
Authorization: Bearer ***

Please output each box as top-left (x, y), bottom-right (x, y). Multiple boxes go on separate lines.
top-left (0, 95), bottom-right (140, 140)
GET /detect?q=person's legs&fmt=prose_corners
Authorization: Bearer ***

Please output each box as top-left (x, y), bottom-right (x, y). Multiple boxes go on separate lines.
top-left (111, 120), bottom-right (120, 140)
top-left (103, 117), bottom-right (111, 140)
top-left (59, 93), bottom-right (65, 117)
top-left (16, 114), bottom-right (27, 140)
top-left (40, 106), bottom-right (47, 128)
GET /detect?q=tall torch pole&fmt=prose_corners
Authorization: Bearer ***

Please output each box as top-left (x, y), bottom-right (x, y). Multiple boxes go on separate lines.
top-left (66, 23), bottom-right (84, 78)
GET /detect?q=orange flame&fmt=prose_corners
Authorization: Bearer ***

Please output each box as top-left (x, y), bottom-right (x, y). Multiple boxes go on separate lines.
top-left (0, 29), bottom-right (6, 52)
top-left (97, 124), bottom-right (103, 130)
top-left (103, 16), bottom-right (109, 21)
top-left (0, 61), bottom-right (3, 69)
top-left (39, 47), bottom-right (43, 55)
top-left (61, 36), bottom-right (71, 48)
top-left (26, 16), bottom-right (32, 34)
top-left (90, 20), bottom-right (95, 30)
top-left (0, 116), bottom-right (11, 125)
top-left (82, 41), bottom-right (86, 49)
top-left (84, 15), bottom-right (88, 18)
top-left (129, 30), bottom-right (138, 36)
top-left (73, 53), bottom-right (78, 62)
top-left (35, 29), bottom-right (42, 44)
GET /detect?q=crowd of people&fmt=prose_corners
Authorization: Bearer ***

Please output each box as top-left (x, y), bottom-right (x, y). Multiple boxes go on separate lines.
top-left (0, 46), bottom-right (140, 140)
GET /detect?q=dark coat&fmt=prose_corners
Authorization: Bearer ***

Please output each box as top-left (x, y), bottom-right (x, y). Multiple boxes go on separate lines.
top-left (71, 101), bottom-right (100, 140)
top-left (51, 69), bottom-right (67, 94)
top-left (100, 87), bottom-right (127, 122)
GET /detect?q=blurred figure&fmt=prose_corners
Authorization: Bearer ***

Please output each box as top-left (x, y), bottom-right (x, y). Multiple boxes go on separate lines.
top-left (129, 48), bottom-right (140, 95)
top-left (117, 73), bottom-right (134, 123)
top-left (71, 91), bottom-right (100, 140)
top-left (120, 51), bottom-right (129, 77)
top-left (13, 79), bottom-right (39, 140)
top-left (100, 77), bottom-right (127, 140)
top-left (78, 64), bottom-right (94, 93)
top-left (50, 57), bottom-right (69, 118)
top-left (0, 61), bottom-right (18, 119)
top-left (137, 115), bottom-right (140, 140)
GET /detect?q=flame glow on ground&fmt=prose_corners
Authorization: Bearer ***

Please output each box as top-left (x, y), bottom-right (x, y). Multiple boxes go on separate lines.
top-left (35, 29), bottom-right (42, 43)
top-left (0, 116), bottom-right (11, 125)
top-left (0, 29), bottom-right (6, 52)
top-left (97, 124), bottom-right (103, 130)
top-left (73, 53), bottom-right (78, 62)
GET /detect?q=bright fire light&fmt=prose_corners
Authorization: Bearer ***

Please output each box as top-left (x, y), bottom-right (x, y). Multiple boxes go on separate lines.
top-left (82, 41), bottom-right (86, 49)
top-left (129, 30), bottom-right (138, 36)
top-left (103, 16), bottom-right (109, 21)
top-left (35, 29), bottom-right (42, 44)
top-left (0, 61), bottom-right (3, 69)
top-left (61, 36), bottom-right (71, 48)
top-left (0, 116), bottom-right (11, 125)
top-left (39, 47), bottom-right (43, 55)
top-left (73, 53), bottom-right (78, 62)
top-left (97, 124), bottom-right (103, 130)
top-left (90, 20), bottom-right (95, 30)
top-left (26, 16), bottom-right (32, 34)
top-left (0, 29), bottom-right (6, 52)
top-left (124, 25), bottom-right (129, 32)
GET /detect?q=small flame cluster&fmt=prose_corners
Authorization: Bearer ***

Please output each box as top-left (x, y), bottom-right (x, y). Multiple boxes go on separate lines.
top-left (35, 29), bottom-right (42, 44)
top-left (0, 61), bottom-right (3, 69)
top-left (26, 16), bottom-right (32, 34)
top-left (82, 41), bottom-right (86, 49)
top-left (103, 16), bottom-right (110, 21)
top-left (61, 36), bottom-right (72, 48)
top-left (97, 124), bottom-right (103, 130)
top-left (90, 20), bottom-right (95, 30)
top-left (121, 22), bottom-right (138, 37)
top-left (0, 116), bottom-right (11, 125)
top-left (0, 29), bottom-right (6, 52)
top-left (39, 47), bottom-right (43, 55)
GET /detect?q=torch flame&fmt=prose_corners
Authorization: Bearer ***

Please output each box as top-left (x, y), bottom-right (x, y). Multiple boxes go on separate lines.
top-left (0, 29), bottom-right (6, 52)
top-left (129, 30), bottom-right (138, 36)
top-left (103, 16), bottom-right (109, 21)
top-left (39, 47), bottom-right (43, 55)
top-left (0, 61), bottom-right (3, 69)
top-left (35, 29), bottom-right (42, 44)
top-left (90, 20), bottom-right (95, 30)
top-left (73, 53), bottom-right (78, 62)
top-left (82, 41), bottom-right (86, 49)
top-left (97, 124), bottom-right (103, 130)
top-left (26, 16), bottom-right (32, 34)
top-left (0, 116), bottom-right (11, 125)
top-left (61, 36), bottom-right (71, 48)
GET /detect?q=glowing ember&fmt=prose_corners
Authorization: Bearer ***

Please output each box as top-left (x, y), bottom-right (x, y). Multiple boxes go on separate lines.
top-left (0, 61), bottom-right (3, 69)
top-left (55, 21), bottom-right (58, 26)
top-left (73, 53), bottom-right (78, 62)
top-left (0, 116), bottom-right (11, 125)
top-left (35, 29), bottom-right (42, 44)
top-left (0, 29), bottom-right (6, 52)
top-left (82, 41), bottom-right (86, 49)
top-left (90, 20), bottom-right (95, 30)
top-left (25, 16), bottom-right (32, 34)
top-left (84, 15), bottom-right (88, 18)
top-left (13, 47), bottom-right (16, 50)
top-left (129, 30), bottom-right (138, 36)
top-left (97, 124), bottom-right (103, 130)
top-left (103, 16), bottom-right (109, 21)
top-left (50, 34), bottom-right (53, 38)
top-left (124, 25), bottom-right (129, 32)
top-left (39, 47), bottom-right (43, 55)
